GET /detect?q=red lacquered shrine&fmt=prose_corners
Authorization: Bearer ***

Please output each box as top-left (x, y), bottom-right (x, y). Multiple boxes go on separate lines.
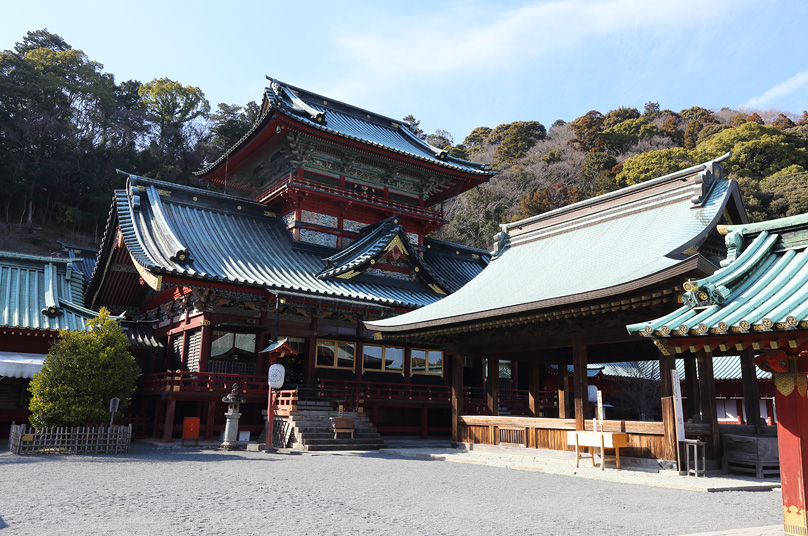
top-left (86, 78), bottom-right (495, 445)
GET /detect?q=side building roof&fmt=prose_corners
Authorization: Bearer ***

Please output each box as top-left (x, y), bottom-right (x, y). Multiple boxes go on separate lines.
top-left (87, 173), bottom-right (488, 311)
top-left (367, 153), bottom-right (747, 334)
top-left (627, 211), bottom-right (808, 340)
top-left (0, 251), bottom-right (98, 332)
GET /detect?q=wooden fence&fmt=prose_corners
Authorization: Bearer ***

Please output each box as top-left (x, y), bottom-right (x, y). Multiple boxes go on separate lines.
top-left (8, 423), bottom-right (132, 455)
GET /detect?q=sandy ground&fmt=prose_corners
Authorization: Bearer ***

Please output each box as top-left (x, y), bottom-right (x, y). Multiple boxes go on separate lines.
top-left (0, 443), bottom-right (781, 536)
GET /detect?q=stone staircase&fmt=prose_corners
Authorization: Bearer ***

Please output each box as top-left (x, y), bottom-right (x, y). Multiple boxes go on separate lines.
top-left (286, 410), bottom-right (385, 452)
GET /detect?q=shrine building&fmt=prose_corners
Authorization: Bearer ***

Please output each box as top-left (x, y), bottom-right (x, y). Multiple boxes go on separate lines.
top-left (367, 153), bottom-right (754, 466)
top-left (86, 78), bottom-right (495, 442)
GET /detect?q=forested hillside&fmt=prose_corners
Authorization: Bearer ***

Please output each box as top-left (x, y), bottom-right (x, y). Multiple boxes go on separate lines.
top-left (431, 105), bottom-right (808, 249)
top-left (2, 29), bottom-right (807, 253)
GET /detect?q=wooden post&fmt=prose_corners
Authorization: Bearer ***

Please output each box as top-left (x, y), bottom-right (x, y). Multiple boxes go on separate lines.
top-left (487, 357), bottom-right (499, 416)
top-left (420, 404), bottom-right (428, 440)
top-left (572, 337), bottom-right (587, 431)
top-left (740, 348), bottom-right (763, 434)
top-left (659, 352), bottom-right (678, 462)
top-left (355, 341), bottom-right (364, 382)
top-left (451, 351), bottom-right (463, 443)
top-left (306, 319), bottom-right (318, 384)
top-left (153, 400), bottom-right (163, 438)
top-left (684, 355), bottom-right (700, 421)
top-left (199, 317), bottom-right (211, 373)
top-left (205, 399), bottom-right (216, 441)
top-left (559, 359), bottom-right (569, 419)
top-left (696, 349), bottom-right (720, 459)
top-left (162, 398), bottom-right (176, 442)
top-left (529, 360), bottom-right (541, 417)
top-left (769, 355), bottom-right (808, 536)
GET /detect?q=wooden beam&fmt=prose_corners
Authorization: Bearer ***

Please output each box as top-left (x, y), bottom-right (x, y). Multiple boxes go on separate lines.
top-left (451, 351), bottom-right (463, 443)
top-left (696, 349), bottom-right (721, 459)
top-left (163, 399), bottom-right (176, 442)
top-left (740, 347), bottom-right (763, 435)
top-left (572, 337), bottom-right (587, 431)
top-left (487, 357), bottom-right (499, 416)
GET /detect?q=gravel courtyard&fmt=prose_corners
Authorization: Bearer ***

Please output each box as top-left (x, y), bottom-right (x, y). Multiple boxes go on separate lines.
top-left (0, 443), bottom-right (781, 535)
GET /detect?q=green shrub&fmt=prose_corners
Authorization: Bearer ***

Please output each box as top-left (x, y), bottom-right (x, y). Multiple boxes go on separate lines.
top-left (28, 309), bottom-right (140, 427)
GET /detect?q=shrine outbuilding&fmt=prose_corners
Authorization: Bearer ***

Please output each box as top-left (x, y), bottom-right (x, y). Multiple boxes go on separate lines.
top-left (367, 153), bottom-right (751, 466)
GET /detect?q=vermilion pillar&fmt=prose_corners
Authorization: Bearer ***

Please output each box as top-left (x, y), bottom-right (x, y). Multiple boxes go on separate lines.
top-left (757, 351), bottom-right (808, 536)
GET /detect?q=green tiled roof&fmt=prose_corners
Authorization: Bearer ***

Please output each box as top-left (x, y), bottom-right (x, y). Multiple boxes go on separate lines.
top-left (367, 154), bottom-right (746, 333)
top-left (89, 173), bottom-right (487, 310)
top-left (0, 251), bottom-right (98, 332)
top-left (627, 212), bottom-right (808, 338)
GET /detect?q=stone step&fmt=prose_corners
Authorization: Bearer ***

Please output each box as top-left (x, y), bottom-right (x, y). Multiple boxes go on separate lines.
top-left (303, 443), bottom-right (384, 452)
top-left (300, 433), bottom-right (382, 441)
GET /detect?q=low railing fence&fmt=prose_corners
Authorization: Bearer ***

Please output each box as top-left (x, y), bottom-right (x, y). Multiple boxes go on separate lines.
top-left (463, 387), bottom-right (557, 417)
top-left (306, 380), bottom-right (452, 411)
top-left (9, 422), bottom-right (132, 455)
top-left (140, 371), bottom-right (269, 395)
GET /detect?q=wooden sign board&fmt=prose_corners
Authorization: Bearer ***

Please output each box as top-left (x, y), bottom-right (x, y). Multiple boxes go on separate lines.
top-left (596, 390), bottom-right (604, 423)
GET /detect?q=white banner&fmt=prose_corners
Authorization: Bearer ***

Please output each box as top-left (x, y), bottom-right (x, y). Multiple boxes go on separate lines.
top-left (671, 369), bottom-right (685, 442)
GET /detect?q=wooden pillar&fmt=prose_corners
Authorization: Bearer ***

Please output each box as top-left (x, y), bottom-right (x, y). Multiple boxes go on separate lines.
top-left (696, 349), bottom-right (720, 459)
top-left (205, 399), bottom-right (216, 441)
top-left (153, 400), bottom-right (164, 438)
top-left (769, 355), bottom-right (808, 536)
top-left (199, 317), bottom-right (211, 373)
top-left (740, 348), bottom-right (763, 434)
top-left (355, 341), bottom-right (364, 382)
top-left (420, 404), bottom-right (428, 440)
top-left (529, 360), bottom-right (541, 417)
top-left (572, 337), bottom-right (587, 431)
top-left (306, 318), bottom-right (318, 384)
top-left (163, 398), bottom-right (176, 442)
top-left (659, 352), bottom-right (678, 462)
top-left (404, 347), bottom-right (412, 382)
top-left (487, 357), bottom-right (499, 416)
top-left (559, 360), bottom-right (570, 419)
top-left (684, 355), bottom-right (700, 421)
top-left (451, 352), bottom-right (463, 443)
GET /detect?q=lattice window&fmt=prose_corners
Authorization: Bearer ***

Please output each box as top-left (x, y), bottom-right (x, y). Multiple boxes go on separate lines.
top-left (186, 330), bottom-right (202, 372)
top-left (171, 334), bottom-right (184, 370)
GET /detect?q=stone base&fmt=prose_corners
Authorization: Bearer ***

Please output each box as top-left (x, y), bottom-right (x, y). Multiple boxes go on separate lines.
top-left (218, 441), bottom-right (242, 451)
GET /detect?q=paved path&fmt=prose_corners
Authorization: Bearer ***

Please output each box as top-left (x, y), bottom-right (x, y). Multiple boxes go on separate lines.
top-left (0, 442), bottom-right (783, 535)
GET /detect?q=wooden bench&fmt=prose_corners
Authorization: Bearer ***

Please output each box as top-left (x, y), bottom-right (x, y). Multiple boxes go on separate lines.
top-left (567, 430), bottom-right (628, 471)
top-left (331, 417), bottom-right (354, 439)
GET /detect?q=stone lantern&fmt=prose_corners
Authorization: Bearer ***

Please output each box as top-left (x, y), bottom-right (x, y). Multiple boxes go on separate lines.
top-left (220, 383), bottom-right (246, 450)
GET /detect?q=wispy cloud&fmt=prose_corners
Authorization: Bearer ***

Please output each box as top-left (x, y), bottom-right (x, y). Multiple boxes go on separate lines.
top-left (326, 0), bottom-right (736, 101)
top-left (744, 69), bottom-right (808, 109)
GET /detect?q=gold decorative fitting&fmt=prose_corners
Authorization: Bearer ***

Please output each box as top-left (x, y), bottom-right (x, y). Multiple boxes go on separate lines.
top-left (644, 326), bottom-right (653, 334)
top-left (237, 206), bottom-right (242, 210)
top-left (414, 267), bottom-right (419, 272)
top-left (264, 211), bottom-right (276, 217)
top-left (739, 320), bottom-right (750, 330)
top-left (323, 100), bottom-right (327, 105)
top-left (697, 291), bottom-right (709, 301)
top-left (679, 324), bottom-right (689, 334)
top-left (370, 259), bottom-right (375, 265)
top-left (157, 189), bottom-right (171, 197)
top-left (202, 320), bottom-right (211, 326)
top-left (137, 185), bottom-right (147, 191)
top-left (660, 326), bottom-right (671, 336)
top-left (367, 114), bottom-right (371, 118)
top-left (698, 323), bottom-right (707, 333)
top-left (783, 504), bottom-right (808, 536)
top-left (456, 250), bottom-right (460, 255)
top-left (193, 196), bottom-right (198, 201)
top-left (775, 371), bottom-right (808, 398)
top-left (762, 318), bottom-right (773, 328)
top-left (718, 322), bottom-right (728, 333)
top-left (683, 280), bottom-right (698, 292)
top-left (787, 316), bottom-right (799, 326)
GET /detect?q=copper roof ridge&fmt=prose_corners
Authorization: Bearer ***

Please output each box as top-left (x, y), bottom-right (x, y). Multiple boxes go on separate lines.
top-left (501, 152), bottom-right (732, 235)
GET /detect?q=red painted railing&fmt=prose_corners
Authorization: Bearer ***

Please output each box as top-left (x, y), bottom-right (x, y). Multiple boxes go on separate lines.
top-left (140, 371), bottom-right (269, 396)
top-left (258, 175), bottom-right (443, 220)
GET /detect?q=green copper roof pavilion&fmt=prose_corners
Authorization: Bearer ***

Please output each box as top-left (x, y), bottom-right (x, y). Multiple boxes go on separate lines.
top-left (366, 153), bottom-right (746, 335)
top-left (627, 211), bottom-right (808, 340)
top-left (0, 251), bottom-right (99, 332)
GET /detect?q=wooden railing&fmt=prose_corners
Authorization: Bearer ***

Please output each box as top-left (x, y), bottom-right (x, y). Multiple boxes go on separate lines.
top-left (9, 423), bottom-right (132, 455)
top-left (463, 387), bottom-right (557, 416)
top-left (312, 380), bottom-right (453, 411)
top-left (139, 371), bottom-right (269, 396)
top-left (258, 175), bottom-right (443, 220)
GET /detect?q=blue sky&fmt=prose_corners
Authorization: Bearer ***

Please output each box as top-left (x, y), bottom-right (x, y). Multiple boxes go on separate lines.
top-left (3, 0), bottom-right (808, 142)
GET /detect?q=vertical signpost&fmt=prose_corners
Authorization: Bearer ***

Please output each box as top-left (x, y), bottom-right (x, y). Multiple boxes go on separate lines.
top-left (671, 369), bottom-right (685, 471)
top-left (596, 390), bottom-right (604, 432)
